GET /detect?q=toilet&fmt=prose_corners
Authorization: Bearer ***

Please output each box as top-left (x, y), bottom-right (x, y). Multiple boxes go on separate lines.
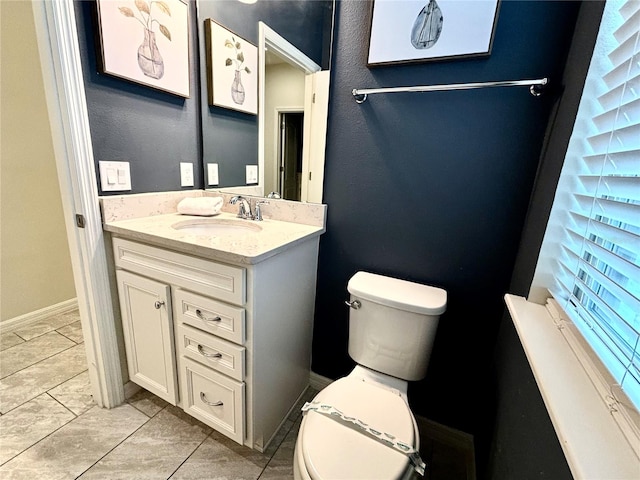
top-left (294, 271), bottom-right (447, 480)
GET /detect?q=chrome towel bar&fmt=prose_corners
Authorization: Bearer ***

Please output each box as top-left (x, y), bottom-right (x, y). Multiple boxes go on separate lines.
top-left (352, 77), bottom-right (548, 103)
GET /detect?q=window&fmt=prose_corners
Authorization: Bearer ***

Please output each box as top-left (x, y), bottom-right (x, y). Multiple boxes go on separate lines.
top-left (531, 0), bottom-right (639, 419)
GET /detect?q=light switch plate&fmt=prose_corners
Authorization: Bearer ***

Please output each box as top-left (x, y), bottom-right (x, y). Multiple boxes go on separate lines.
top-left (99, 161), bottom-right (131, 191)
top-left (180, 162), bottom-right (194, 187)
top-left (207, 163), bottom-right (219, 186)
top-left (246, 165), bottom-right (258, 184)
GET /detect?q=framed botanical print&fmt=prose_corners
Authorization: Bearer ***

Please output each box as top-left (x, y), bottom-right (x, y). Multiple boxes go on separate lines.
top-left (95, 0), bottom-right (190, 97)
top-left (204, 19), bottom-right (258, 115)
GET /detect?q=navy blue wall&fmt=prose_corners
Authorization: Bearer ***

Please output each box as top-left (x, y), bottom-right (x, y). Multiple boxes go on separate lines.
top-left (486, 2), bottom-right (604, 478)
top-left (75, 0), bottom-right (202, 195)
top-left (312, 0), bottom-right (580, 472)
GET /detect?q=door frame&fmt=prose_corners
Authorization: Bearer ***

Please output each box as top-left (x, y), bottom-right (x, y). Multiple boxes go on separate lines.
top-left (32, 0), bottom-right (124, 407)
top-left (273, 107), bottom-right (304, 197)
top-left (258, 22), bottom-right (321, 202)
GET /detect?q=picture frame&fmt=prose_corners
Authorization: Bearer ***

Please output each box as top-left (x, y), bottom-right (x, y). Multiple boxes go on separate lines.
top-left (367, 0), bottom-right (500, 67)
top-left (95, 0), bottom-right (190, 98)
top-left (204, 19), bottom-right (258, 115)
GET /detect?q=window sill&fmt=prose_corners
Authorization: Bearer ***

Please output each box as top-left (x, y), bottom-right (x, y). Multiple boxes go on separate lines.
top-left (504, 294), bottom-right (639, 479)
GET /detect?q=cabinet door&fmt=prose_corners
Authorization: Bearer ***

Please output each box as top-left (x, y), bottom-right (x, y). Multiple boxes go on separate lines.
top-left (116, 270), bottom-right (178, 404)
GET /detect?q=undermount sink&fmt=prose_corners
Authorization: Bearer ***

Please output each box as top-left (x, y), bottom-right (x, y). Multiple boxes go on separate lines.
top-left (171, 218), bottom-right (263, 235)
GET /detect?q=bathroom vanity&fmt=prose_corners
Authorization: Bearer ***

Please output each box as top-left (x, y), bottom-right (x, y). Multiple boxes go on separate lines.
top-left (102, 193), bottom-right (326, 452)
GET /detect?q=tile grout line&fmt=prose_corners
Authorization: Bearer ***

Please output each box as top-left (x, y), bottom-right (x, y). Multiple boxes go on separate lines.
top-left (126, 398), bottom-right (168, 419)
top-left (13, 332), bottom-right (29, 342)
top-left (0, 329), bottom-right (74, 355)
top-left (257, 417), bottom-right (297, 479)
top-left (55, 331), bottom-right (83, 345)
top-left (5, 317), bottom-right (81, 344)
top-left (46, 391), bottom-right (81, 418)
top-left (0, 396), bottom-right (80, 468)
top-left (73, 405), bottom-right (156, 479)
top-left (0, 333), bottom-right (82, 380)
top-left (0, 363), bottom-right (89, 417)
top-left (3, 397), bottom-right (168, 476)
top-left (166, 429), bottom-right (214, 480)
top-left (0, 333), bottom-right (26, 352)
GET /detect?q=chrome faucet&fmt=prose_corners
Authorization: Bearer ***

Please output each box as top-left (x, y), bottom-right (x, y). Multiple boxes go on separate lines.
top-left (229, 196), bottom-right (252, 219)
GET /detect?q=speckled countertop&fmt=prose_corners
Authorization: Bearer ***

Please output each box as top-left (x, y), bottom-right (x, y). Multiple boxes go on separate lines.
top-left (104, 212), bottom-right (325, 265)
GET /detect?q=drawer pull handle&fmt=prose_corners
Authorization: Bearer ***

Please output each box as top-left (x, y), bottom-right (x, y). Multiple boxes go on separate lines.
top-left (195, 309), bottom-right (222, 323)
top-left (154, 300), bottom-right (165, 309)
top-left (200, 392), bottom-right (223, 407)
top-left (197, 344), bottom-right (222, 359)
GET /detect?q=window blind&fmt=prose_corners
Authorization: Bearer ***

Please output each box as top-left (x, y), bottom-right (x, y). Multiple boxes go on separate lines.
top-left (545, 0), bottom-right (640, 411)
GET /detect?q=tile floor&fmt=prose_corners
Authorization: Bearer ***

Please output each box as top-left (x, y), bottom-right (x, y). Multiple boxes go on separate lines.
top-left (0, 310), bottom-right (474, 480)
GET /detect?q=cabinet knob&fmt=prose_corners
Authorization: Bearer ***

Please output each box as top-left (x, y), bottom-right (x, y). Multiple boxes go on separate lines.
top-left (154, 300), bottom-right (165, 309)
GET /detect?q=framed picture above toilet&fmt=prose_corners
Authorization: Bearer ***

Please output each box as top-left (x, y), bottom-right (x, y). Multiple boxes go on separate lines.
top-left (367, 0), bottom-right (501, 66)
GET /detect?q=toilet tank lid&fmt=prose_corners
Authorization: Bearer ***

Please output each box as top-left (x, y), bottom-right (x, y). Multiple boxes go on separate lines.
top-left (348, 271), bottom-right (447, 315)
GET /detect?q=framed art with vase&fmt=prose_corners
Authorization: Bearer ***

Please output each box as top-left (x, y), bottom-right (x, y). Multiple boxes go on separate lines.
top-left (204, 18), bottom-right (258, 115)
top-left (368, 0), bottom-right (500, 66)
top-left (95, 0), bottom-right (190, 97)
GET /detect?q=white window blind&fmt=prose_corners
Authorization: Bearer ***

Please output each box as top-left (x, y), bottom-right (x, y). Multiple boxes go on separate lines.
top-left (532, 0), bottom-right (640, 414)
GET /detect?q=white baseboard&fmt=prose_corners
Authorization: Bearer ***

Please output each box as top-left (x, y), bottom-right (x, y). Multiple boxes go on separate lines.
top-left (309, 371), bottom-right (333, 390)
top-left (0, 298), bottom-right (78, 334)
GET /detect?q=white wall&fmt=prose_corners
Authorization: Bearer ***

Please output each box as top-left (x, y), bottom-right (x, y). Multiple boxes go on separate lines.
top-left (263, 62), bottom-right (305, 196)
top-left (0, 1), bottom-right (76, 323)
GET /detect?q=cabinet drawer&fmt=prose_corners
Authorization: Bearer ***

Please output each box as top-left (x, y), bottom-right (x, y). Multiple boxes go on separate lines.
top-left (178, 324), bottom-right (245, 381)
top-left (113, 237), bottom-right (246, 305)
top-left (174, 289), bottom-right (245, 345)
top-left (180, 357), bottom-right (244, 444)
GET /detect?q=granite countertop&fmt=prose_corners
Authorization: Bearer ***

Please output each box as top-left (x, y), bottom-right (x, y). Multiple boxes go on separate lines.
top-left (104, 212), bottom-right (325, 265)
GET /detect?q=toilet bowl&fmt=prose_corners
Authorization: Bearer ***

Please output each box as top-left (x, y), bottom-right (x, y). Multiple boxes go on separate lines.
top-left (293, 367), bottom-right (420, 480)
top-left (294, 272), bottom-right (447, 480)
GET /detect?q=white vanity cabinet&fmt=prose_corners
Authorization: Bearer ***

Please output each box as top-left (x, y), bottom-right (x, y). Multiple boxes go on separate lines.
top-left (112, 234), bottom-right (319, 451)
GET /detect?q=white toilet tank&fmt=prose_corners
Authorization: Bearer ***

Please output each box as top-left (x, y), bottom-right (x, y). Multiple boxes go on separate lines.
top-left (347, 271), bottom-right (447, 381)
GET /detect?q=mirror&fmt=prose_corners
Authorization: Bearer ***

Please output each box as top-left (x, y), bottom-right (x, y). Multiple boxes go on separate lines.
top-left (197, 0), bottom-right (334, 202)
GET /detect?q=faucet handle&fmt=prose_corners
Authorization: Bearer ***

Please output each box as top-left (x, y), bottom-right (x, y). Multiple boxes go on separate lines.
top-left (254, 200), bottom-right (269, 221)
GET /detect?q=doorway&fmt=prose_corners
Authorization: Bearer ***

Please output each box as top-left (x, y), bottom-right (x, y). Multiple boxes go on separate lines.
top-left (279, 112), bottom-right (304, 201)
top-left (259, 22), bottom-right (330, 203)
top-left (1, 1), bottom-right (77, 329)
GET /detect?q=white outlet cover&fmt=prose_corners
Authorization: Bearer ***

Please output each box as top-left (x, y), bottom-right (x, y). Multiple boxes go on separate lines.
top-left (246, 165), bottom-right (258, 184)
top-left (99, 161), bottom-right (131, 191)
top-left (180, 162), bottom-right (194, 187)
top-left (207, 163), bottom-right (219, 186)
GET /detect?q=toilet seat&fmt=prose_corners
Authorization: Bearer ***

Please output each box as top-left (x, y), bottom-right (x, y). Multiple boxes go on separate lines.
top-left (299, 377), bottom-right (416, 480)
